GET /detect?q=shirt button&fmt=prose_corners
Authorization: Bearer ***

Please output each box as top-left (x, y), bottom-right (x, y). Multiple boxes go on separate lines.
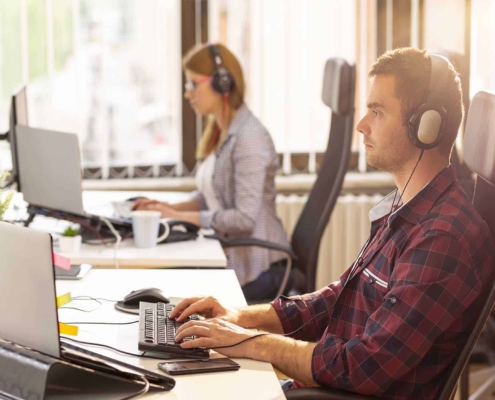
top-left (368, 278), bottom-right (374, 284)
top-left (390, 297), bottom-right (397, 304)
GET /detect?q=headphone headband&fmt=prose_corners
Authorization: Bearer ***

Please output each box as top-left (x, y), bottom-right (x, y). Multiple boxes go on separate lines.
top-left (407, 54), bottom-right (450, 150)
top-left (427, 54), bottom-right (449, 104)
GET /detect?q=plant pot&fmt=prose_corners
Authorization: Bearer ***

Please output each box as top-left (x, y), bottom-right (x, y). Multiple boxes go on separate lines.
top-left (58, 235), bottom-right (82, 253)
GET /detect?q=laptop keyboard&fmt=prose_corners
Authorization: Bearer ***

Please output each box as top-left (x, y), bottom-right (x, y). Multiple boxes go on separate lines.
top-left (111, 201), bottom-right (134, 219)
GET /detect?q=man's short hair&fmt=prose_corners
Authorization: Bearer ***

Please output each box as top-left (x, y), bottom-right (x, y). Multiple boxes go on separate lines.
top-left (368, 47), bottom-right (464, 157)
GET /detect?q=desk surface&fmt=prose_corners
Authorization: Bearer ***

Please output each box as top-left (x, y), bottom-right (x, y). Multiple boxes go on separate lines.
top-left (57, 234), bottom-right (227, 268)
top-left (10, 191), bottom-right (227, 268)
top-left (56, 269), bottom-right (285, 400)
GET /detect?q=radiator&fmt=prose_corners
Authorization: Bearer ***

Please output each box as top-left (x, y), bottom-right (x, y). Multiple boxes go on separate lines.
top-left (276, 194), bottom-right (383, 290)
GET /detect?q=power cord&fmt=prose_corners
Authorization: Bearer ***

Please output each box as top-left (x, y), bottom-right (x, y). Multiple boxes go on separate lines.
top-left (99, 216), bottom-right (121, 269)
top-left (59, 295), bottom-right (120, 312)
top-left (122, 375), bottom-right (150, 400)
top-left (72, 295), bottom-right (120, 302)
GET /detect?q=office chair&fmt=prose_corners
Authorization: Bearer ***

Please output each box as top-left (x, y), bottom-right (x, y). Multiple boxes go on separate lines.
top-left (285, 91), bottom-right (495, 400)
top-left (207, 58), bottom-right (356, 299)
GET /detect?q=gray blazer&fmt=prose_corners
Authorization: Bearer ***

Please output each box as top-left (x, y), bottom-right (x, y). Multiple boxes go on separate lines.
top-left (192, 104), bottom-right (289, 286)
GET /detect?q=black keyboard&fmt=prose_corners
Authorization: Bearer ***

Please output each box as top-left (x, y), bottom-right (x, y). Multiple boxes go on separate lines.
top-left (60, 340), bottom-right (175, 391)
top-left (138, 302), bottom-right (209, 359)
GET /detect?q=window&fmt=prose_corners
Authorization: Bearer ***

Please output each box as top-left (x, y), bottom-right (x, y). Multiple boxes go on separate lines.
top-left (470, 0), bottom-right (495, 96)
top-left (208, 0), bottom-right (356, 173)
top-left (0, 0), bottom-right (22, 172)
top-left (0, 0), bottom-right (182, 179)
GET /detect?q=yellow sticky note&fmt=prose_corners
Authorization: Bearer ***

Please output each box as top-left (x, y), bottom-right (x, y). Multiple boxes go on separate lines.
top-left (59, 323), bottom-right (78, 336)
top-left (56, 292), bottom-right (72, 308)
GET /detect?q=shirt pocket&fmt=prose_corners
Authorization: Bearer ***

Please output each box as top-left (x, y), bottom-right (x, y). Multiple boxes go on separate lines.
top-left (361, 267), bottom-right (389, 306)
top-left (362, 267), bottom-right (389, 290)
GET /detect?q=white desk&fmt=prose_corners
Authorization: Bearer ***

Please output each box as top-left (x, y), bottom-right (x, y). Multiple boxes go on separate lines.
top-left (9, 191), bottom-right (227, 268)
top-left (57, 235), bottom-right (227, 268)
top-left (56, 269), bottom-right (285, 400)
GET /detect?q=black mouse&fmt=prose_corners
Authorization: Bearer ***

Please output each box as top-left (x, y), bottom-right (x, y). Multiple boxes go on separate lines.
top-left (123, 288), bottom-right (170, 305)
top-left (115, 288), bottom-right (169, 314)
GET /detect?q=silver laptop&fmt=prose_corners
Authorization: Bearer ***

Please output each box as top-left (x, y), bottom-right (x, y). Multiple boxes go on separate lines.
top-left (0, 222), bottom-right (60, 357)
top-left (0, 221), bottom-right (174, 390)
top-left (15, 125), bottom-right (131, 225)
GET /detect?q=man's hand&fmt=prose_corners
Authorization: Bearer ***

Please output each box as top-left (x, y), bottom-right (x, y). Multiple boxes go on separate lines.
top-left (168, 296), bottom-right (240, 323)
top-left (174, 318), bottom-right (265, 358)
top-left (132, 199), bottom-right (177, 218)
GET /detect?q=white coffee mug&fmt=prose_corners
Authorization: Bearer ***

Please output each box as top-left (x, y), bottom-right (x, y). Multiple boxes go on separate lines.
top-left (131, 210), bottom-right (170, 248)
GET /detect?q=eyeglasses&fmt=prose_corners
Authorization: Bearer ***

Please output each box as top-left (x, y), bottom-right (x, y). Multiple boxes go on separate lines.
top-left (184, 76), bottom-right (211, 92)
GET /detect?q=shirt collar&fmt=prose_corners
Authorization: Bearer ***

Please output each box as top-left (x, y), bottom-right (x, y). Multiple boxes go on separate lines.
top-left (227, 103), bottom-right (250, 136)
top-left (369, 164), bottom-right (457, 226)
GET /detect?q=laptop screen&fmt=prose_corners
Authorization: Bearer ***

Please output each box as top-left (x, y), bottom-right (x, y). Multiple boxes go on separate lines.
top-left (15, 125), bottom-right (85, 216)
top-left (0, 222), bottom-right (61, 358)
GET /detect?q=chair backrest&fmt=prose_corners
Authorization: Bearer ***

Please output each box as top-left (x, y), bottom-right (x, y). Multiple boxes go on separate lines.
top-left (436, 90), bottom-right (495, 400)
top-left (291, 58), bottom-right (356, 294)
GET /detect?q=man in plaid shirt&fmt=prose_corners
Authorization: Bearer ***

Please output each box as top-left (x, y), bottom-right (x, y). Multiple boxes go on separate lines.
top-left (171, 48), bottom-right (494, 399)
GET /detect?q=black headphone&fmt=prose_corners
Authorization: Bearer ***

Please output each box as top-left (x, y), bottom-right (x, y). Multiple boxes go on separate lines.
top-left (408, 54), bottom-right (450, 150)
top-left (208, 44), bottom-right (235, 95)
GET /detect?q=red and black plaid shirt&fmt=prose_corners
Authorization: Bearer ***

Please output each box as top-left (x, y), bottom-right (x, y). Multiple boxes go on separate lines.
top-left (272, 166), bottom-right (494, 399)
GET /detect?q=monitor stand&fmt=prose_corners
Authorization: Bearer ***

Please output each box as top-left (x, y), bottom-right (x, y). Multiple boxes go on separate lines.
top-left (0, 339), bottom-right (150, 400)
top-left (24, 205), bottom-right (133, 243)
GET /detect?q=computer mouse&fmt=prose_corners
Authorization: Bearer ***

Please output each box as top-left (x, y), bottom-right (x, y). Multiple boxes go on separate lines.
top-left (122, 288), bottom-right (170, 305)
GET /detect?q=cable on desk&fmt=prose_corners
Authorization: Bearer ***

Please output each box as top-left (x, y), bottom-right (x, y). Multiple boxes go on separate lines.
top-left (122, 375), bottom-right (150, 400)
top-left (49, 210), bottom-right (105, 242)
top-left (72, 295), bottom-right (120, 302)
top-left (59, 306), bottom-right (102, 312)
top-left (99, 216), bottom-right (121, 269)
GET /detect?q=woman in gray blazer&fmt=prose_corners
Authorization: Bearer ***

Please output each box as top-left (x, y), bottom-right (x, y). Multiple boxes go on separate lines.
top-left (134, 43), bottom-right (290, 301)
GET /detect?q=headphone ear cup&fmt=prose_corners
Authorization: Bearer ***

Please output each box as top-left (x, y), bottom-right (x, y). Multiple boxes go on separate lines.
top-left (408, 104), bottom-right (446, 150)
top-left (210, 68), bottom-right (235, 94)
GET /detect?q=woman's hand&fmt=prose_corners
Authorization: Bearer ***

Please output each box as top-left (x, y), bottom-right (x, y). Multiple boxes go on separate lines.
top-left (132, 199), bottom-right (177, 218)
top-left (168, 296), bottom-right (240, 324)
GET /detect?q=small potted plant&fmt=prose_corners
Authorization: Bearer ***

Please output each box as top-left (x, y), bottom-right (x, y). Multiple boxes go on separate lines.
top-left (0, 171), bottom-right (14, 221)
top-left (59, 224), bottom-right (82, 253)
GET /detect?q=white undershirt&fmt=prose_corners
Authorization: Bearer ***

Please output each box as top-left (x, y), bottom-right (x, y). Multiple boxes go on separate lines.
top-left (195, 153), bottom-right (222, 211)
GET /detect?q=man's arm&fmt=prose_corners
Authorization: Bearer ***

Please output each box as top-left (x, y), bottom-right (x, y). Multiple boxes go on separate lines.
top-left (236, 304), bottom-right (284, 334)
top-left (168, 296), bottom-right (284, 333)
top-left (250, 334), bottom-right (317, 386)
top-left (175, 317), bottom-right (318, 386)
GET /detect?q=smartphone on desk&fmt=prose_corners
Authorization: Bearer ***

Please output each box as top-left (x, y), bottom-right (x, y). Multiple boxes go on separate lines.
top-left (158, 358), bottom-right (240, 375)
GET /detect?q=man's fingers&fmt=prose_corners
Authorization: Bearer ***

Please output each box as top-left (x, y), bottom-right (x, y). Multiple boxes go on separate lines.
top-left (179, 337), bottom-right (212, 349)
top-left (168, 297), bottom-right (204, 319)
top-left (176, 297), bottom-right (213, 322)
top-left (175, 323), bottom-right (211, 342)
top-left (133, 202), bottom-right (155, 210)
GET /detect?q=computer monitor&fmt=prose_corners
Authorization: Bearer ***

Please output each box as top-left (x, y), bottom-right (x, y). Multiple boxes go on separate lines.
top-left (6, 85), bottom-right (28, 190)
top-left (0, 221), bottom-right (60, 358)
top-left (15, 125), bottom-right (85, 216)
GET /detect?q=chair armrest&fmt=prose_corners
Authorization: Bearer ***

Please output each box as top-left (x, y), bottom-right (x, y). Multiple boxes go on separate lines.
top-left (285, 387), bottom-right (379, 400)
top-left (203, 233), bottom-right (296, 298)
top-left (203, 233), bottom-right (297, 260)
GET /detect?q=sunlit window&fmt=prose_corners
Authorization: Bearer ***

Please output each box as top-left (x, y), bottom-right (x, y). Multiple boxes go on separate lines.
top-left (0, 0), bottom-right (181, 178)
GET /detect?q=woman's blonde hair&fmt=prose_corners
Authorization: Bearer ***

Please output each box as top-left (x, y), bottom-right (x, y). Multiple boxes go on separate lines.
top-left (182, 43), bottom-right (245, 159)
